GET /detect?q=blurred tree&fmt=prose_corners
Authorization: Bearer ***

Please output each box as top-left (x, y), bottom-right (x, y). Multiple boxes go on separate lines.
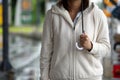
top-left (11, 0), bottom-right (17, 25)
top-left (40, 0), bottom-right (45, 23)
top-left (40, 0), bottom-right (45, 15)
top-left (32, 0), bottom-right (44, 25)
top-left (36, 0), bottom-right (40, 26)
top-left (11, 0), bottom-right (44, 25)
top-left (31, 0), bottom-right (37, 24)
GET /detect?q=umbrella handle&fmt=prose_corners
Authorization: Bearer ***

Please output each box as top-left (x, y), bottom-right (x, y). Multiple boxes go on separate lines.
top-left (76, 42), bottom-right (84, 50)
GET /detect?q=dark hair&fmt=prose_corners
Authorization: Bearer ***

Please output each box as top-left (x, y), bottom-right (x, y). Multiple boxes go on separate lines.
top-left (58, 0), bottom-right (89, 11)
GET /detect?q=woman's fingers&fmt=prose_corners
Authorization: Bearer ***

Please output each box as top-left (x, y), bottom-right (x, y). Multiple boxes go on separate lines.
top-left (79, 33), bottom-right (92, 50)
top-left (80, 33), bottom-right (88, 42)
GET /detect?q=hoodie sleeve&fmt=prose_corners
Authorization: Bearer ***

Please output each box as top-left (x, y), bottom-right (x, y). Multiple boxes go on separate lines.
top-left (40, 10), bottom-right (53, 80)
top-left (89, 9), bottom-right (111, 58)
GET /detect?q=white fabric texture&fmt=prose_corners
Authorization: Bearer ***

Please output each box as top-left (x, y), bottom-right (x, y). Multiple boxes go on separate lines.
top-left (40, 2), bottom-right (111, 80)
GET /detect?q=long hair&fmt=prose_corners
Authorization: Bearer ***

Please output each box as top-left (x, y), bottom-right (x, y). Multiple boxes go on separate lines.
top-left (58, 0), bottom-right (89, 11)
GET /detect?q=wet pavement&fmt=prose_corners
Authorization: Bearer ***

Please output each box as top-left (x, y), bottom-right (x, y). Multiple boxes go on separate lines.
top-left (0, 35), bottom-right (41, 80)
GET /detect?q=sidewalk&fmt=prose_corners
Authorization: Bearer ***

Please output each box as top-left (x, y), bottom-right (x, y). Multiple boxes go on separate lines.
top-left (103, 77), bottom-right (111, 80)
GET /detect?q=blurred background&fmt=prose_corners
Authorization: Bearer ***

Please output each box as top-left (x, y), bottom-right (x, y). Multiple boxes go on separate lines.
top-left (0, 0), bottom-right (120, 80)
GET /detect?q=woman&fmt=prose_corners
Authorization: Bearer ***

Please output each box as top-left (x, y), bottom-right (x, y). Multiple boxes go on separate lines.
top-left (40, 0), bottom-right (111, 80)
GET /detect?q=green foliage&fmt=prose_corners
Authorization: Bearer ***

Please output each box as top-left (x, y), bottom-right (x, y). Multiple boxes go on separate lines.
top-left (31, 0), bottom-right (45, 25)
top-left (32, 0), bottom-right (37, 24)
top-left (11, 0), bottom-right (17, 25)
top-left (40, 0), bottom-right (45, 25)
top-left (40, 0), bottom-right (45, 15)
top-left (0, 26), bottom-right (43, 35)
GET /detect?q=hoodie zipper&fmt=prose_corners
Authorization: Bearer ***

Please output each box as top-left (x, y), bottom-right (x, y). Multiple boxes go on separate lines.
top-left (73, 12), bottom-right (81, 80)
top-left (73, 21), bottom-right (78, 80)
top-left (73, 25), bottom-right (77, 80)
top-left (73, 0), bottom-right (85, 77)
top-left (71, 28), bottom-right (75, 80)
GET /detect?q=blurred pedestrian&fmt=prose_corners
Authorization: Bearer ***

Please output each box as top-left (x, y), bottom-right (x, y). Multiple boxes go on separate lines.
top-left (40, 0), bottom-right (111, 80)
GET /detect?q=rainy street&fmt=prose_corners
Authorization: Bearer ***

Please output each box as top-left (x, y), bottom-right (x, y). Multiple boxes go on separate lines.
top-left (9, 35), bottom-right (41, 80)
top-left (0, 0), bottom-right (120, 80)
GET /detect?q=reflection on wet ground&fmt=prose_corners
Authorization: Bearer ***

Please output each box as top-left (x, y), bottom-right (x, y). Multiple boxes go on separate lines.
top-left (9, 35), bottom-right (41, 80)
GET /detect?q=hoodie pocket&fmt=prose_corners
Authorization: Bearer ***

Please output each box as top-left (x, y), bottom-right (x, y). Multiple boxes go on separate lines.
top-left (90, 54), bottom-right (103, 73)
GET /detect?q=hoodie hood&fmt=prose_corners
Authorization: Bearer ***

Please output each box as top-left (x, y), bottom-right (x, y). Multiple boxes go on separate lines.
top-left (51, 2), bottom-right (97, 16)
top-left (50, 2), bottom-right (98, 27)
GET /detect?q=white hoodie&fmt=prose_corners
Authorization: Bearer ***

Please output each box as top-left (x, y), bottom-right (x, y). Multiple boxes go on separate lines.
top-left (40, 2), bottom-right (111, 80)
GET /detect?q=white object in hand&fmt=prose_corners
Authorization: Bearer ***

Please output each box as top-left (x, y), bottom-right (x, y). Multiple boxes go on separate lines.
top-left (76, 42), bottom-right (84, 50)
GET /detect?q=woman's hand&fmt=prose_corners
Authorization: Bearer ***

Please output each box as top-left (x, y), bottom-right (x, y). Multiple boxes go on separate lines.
top-left (80, 33), bottom-right (93, 51)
